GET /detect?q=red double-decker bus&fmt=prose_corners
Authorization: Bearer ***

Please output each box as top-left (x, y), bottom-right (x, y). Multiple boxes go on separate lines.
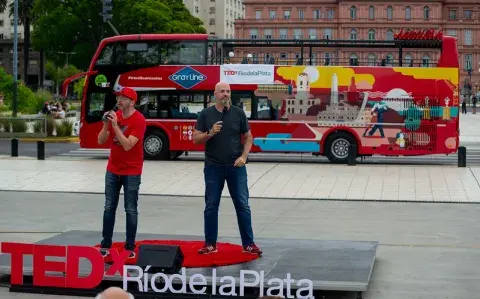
top-left (63, 30), bottom-right (460, 163)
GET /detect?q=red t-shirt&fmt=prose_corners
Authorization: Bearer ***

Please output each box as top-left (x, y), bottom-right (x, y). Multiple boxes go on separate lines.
top-left (106, 110), bottom-right (146, 176)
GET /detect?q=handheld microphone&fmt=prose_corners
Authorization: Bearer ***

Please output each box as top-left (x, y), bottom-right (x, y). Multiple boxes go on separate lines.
top-left (220, 106), bottom-right (228, 121)
top-left (102, 107), bottom-right (118, 121)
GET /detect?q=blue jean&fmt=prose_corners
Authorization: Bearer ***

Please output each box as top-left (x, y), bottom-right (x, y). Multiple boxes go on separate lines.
top-left (203, 162), bottom-right (254, 246)
top-left (101, 170), bottom-right (141, 249)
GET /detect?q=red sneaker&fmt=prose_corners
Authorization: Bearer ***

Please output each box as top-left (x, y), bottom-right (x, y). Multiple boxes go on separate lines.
top-left (198, 244), bottom-right (217, 254)
top-left (243, 243), bottom-right (263, 255)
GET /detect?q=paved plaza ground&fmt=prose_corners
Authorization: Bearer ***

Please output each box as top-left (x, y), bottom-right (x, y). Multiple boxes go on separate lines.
top-left (0, 113), bottom-right (479, 298)
top-left (0, 191), bottom-right (479, 299)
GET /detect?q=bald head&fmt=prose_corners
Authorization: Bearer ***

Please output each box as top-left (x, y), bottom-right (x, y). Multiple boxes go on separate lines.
top-left (96, 287), bottom-right (133, 299)
top-left (214, 81), bottom-right (231, 106)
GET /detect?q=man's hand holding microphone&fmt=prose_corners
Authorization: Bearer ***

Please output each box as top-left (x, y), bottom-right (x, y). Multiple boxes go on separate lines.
top-left (207, 121), bottom-right (222, 137)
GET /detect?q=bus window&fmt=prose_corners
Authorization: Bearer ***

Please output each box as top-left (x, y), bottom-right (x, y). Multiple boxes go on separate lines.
top-left (87, 93), bottom-right (106, 119)
top-left (96, 45), bottom-right (114, 65)
top-left (172, 93), bottom-right (204, 119)
top-left (232, 92), bottom-right (252, 119)
top-left (164, 41), bottom-right (206, 65)
top-left (135, 91), bottom-right (158, 119)
top-left (257, 97), bottom-right (273, 120)
top-left (96, 41), bottom-right (207, 66)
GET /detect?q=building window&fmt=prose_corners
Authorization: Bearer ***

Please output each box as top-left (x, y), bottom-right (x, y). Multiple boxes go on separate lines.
top-left (386, 54), bottom-right (394, 66)
top-left (349, 54), bottom-right (358, 66)
top-left (269, 10), bottom-right (276, 19)
top-left (449, 10), bottom-right (456, 20)
top-left (368, 29), bottom-right (375, 40)
top-left (405, 6), bottom-right (411, 20)
top-left (368, 54), bottom-right (376, 66)
top-left (298, 9), bottom-right (304, 20)
top-left (249, 29), bottom-right (258, 39)
top-left (424, 6), bottom-right (429, 20)
top-left (369, 6), bottom-right (375, 20)
top-left (255, 10), bottom-right (261, 19)
top-left (324, 28), bottom-right (332, 39)
top-left (464, 54), bottom-right (472, 70)
top-left (404, 54), bottom-right (413, 66)
top-left (464, 10), bottom-right (472, 20)
top-left (324, 53), bottom-right (331, 65)
top-left (313, 9), bottom-right (321, 19)
top-left (422, 55), bottom-right (430, 67)
top-left (387, 6), bottom-right (393, 20)
top-left (328, 9), bottom-right (334, 20)
top-left (279, 28), bottom-right (287, 39)
top-left (447, 29), bottom-right (456, 37)
top-left (464, 30), bottom-right (472, 45)
top-left (350, 6), bottom-right (356, 20)
top-left (386, 29), bottom-right (394, 40)
top-left (309, 28), bottom-right (317, 39)
top-left (294, 28), bottom-right (302, 39)
top-left (350, 29), bottom-right (357, 40)
top-left (264, 28), bottom-right (272, 39)
top-left (284, 10), bottom-right (290, 19)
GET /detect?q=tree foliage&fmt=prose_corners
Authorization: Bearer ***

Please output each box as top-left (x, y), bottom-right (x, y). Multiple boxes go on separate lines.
top-left (0, 68), bottom-right (43, 114)
top-left (45, 61), bottom-right (82, 95)
top-left (31, 0), bottom-right (206, 70)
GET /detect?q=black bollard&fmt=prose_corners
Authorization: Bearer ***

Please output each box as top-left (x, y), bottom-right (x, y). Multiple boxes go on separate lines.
top-left (11, 138), bottom-right (18, 157)
top-left (37, 141), bottom-right (45, 160)
top-left (348, 144), bottom-right (357, 166)
top-left (458, 146), bottom-right (466, 167)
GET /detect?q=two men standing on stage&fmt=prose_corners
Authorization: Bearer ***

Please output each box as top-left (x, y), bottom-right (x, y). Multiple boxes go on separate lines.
top-left (194, 82), bottom-right (262, 255)
top-left (96, 83), bottom-right (261, 257)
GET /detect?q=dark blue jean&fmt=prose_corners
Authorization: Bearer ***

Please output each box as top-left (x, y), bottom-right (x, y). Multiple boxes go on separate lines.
top-left (101, 170), bottom-right (141, 249)
top-left (203, 162), bottom-right (254, 246)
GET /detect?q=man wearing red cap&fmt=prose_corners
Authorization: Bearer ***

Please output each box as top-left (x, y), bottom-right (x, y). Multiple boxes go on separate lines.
top-left (97, 87), bottom-right (146, 259)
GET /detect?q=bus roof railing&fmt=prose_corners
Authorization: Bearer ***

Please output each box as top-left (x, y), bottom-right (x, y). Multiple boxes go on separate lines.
top-left (208, 38), bottom-right (443, 49)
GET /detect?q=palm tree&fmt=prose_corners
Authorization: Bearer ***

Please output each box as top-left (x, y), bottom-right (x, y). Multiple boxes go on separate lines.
top-left (0, 0), bottom-right (35, 86)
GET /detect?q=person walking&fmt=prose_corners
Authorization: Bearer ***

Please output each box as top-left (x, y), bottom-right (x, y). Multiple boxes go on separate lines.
top-left (97, 87), bottom-right (147, 259)
top-left (193, 81), bottom-right (262, 255)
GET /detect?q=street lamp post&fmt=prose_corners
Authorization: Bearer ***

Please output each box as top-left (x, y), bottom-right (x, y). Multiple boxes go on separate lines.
top-left (12, 0), bottom-right (18, 117)
top-left (57, 51), bottom-right (76, 66)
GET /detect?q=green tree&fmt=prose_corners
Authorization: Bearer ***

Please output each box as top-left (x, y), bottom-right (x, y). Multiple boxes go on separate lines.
top-left (0, 67), bottom-right (39, 114)
top-left (31, 0), bottom-right (206, 70)
top-left (45, 61), bottom-right (83, 95)
top-left (0, 0), bottom-right (35, 85)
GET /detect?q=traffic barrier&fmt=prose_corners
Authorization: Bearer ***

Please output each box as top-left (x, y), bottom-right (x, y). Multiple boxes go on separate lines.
top-left (10, 138), bottom-right (46, 160)
top-left (348, 144), bottom-right (357, 166)
top-left (37, 141), bottom-right (45, 160)
top-left (11, 138), bottom-right (18, 157)
top-left (458, 146), bottom-right (466, 167)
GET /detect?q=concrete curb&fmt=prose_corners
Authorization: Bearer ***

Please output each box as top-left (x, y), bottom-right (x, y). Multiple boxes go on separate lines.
top-left (0, 137), bottom-right (79, 143)
top-left (0, 189), bottom-right (478, 204)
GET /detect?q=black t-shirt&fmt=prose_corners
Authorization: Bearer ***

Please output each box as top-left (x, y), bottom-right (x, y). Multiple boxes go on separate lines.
top-left (195, 105), bottom-right (250, 164)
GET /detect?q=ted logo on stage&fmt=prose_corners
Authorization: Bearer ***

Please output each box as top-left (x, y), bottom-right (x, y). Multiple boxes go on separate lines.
top-left (1, 242), bottom-right (130, 288)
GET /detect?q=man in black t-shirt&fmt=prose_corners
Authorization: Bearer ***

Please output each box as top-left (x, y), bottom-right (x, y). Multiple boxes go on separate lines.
top-left (193, 82), bottom-right (262, 255)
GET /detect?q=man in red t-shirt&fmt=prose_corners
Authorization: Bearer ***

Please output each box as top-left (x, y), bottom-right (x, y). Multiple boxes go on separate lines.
top-left (97, 87), bottom-right (146, 260)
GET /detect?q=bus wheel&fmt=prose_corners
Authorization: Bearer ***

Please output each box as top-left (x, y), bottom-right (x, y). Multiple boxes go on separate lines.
top-left (144, 129), bottom-right (170, 160)
top-left (325, 132), bottom-right (357, 164)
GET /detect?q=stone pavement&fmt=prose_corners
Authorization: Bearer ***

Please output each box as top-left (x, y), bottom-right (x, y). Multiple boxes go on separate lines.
top-left (1, 191), bottom-right (480, 299)
top-left (0, 158), bottom-right (480, 203)
top-left (459, 113), bottom-right (480, 144)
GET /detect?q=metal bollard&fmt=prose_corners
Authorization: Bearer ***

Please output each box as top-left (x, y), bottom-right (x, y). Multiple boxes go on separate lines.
top-left (458, 146), bottom-right (466, 167)
top-left (348, 144), bottom-right (357, 166)
top-left (11, 138), bottom-right (18, 157)
top-left (37, 141), bottom-right (45, 160)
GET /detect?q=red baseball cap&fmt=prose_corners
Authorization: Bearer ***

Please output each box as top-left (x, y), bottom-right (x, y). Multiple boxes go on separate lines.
top-left (114, 87), bottom-right (137, 103)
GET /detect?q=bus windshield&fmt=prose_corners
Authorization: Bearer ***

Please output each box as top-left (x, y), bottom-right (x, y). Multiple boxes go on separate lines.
top-left (95, 40), bottom-right (207, 66)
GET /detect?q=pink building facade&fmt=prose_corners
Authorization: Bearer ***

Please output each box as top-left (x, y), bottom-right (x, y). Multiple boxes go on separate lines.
top-left (234, 0), bottom-right (480, 96)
